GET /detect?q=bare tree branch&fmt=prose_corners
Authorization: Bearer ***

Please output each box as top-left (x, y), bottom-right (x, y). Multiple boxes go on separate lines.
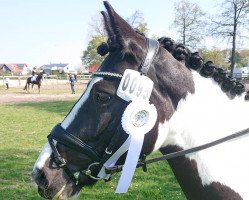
top-left (88, 14), bottom-right (107, 37)
top-left (171, 0), bottom-right (207, 49)
top-left (210, 0), bottom-right (249, 75)
top-left (126, 10), bottom-right (148, 35)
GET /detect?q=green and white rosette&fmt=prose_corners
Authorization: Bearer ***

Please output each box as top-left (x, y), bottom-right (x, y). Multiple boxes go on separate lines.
top-left (115, 100), bottom-right (157, 193)
top-left (121, 100), bottom-right (157, 137)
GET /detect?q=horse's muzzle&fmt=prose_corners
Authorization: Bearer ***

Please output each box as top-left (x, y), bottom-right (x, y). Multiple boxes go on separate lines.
top-left (32, 168), bottom-right (49, 190)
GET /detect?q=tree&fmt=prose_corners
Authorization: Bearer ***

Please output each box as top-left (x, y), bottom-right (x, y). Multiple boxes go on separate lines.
top-left (232, 51), bottom-right (243, 67)
top-left (239, 49), bottom-right (249, 67)
top-left (210, 0), bottom-right (249, 75)
top-left (81, 35), bottom-right (106, 69)
top-left (200, 48), bottom-right (230, 70)
top-left (171, 0), bottom-right (206, 49)
top-left (126, 10), bottom-right (148, 35)
top-left (88, 14), bottom-right (106, 37)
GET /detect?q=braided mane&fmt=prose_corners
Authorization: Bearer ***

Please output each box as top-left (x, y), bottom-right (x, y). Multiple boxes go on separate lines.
top-left (158, 37), bottom-right (249, 100)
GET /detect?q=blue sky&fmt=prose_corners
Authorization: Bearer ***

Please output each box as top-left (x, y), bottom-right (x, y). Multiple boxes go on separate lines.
top-left (0, 0), bottom-right (231, 67)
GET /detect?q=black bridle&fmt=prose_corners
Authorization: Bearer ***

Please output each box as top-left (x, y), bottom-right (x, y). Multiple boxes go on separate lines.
top-left (48, 125), bottom-right (101, 163)
top-left (48, 123), bottom-right (116, 184)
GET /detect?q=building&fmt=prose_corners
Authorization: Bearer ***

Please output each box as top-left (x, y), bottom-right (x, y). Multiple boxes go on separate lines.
top-left (40, 63), bottom-right (68, 75)
top-left (233, 58), bottom-right (249, 79)
top-left (64, 66), bottom-right (77, 74)
top-left (88, 63), bottom-right (100, 73)
top-left (233, 66), bottom-right (249, 79)
top-left (0, 63), bottom-right (29, 75)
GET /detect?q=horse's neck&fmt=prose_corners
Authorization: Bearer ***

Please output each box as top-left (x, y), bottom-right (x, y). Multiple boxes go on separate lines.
top-left (36, 76), bottom-right (41, 82)
top-left (158, 71), bottom-right (249, 200)
top-left (169, 71), bottom-right (249, 144)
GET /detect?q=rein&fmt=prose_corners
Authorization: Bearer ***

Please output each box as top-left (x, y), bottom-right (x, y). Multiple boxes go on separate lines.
top-left (106, 127), bottom-right (249, 175)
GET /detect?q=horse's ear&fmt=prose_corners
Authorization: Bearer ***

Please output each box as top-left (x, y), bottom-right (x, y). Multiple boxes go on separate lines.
top-left (101, 10), bottom-right (114, 39)
top-left (102, 1), bottom-right (144, 49)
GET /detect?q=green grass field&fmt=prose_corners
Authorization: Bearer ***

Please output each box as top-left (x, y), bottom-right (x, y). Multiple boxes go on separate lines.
top-left (0, 100), bottom-right (186, 200)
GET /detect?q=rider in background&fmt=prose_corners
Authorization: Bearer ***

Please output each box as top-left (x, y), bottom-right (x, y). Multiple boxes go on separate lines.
top-left (31, 67), bottom-right (37, 82)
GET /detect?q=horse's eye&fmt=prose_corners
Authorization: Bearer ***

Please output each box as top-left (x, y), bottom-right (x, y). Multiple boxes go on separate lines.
top-left (94, 92), bottom-right (111, 104)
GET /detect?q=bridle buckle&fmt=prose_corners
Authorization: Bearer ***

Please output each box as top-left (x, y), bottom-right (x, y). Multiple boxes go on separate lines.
top-left (82, 162), bottom-right (102, 180)
top-left (58, 157), bottom-right (66, 167)
top-left (105, 148), bottom-right (113, 155)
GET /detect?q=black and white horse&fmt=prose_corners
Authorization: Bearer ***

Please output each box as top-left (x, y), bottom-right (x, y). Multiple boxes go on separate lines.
top-left (32, 2), bottom-right (249, 199)
top-left (24, 73), bottom-right (43, 93)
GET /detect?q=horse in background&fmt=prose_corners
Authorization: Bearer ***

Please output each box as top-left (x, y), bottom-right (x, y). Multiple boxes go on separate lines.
top-left (32, 2), bottom-right (249, 200)
top-left (23, 73), bottom-right (44, 93)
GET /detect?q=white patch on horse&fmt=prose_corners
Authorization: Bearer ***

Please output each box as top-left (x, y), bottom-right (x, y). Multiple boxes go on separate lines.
top-left (61, 77), bottom-right (103, 129)
top-left (33, 142), bottom-right (52, 170)
top-left (153, 121), bottom-right (170, 151)
top-left (33, 77), bottom-right (103, 170)
top-left (163, 71), bottom-right (249, 199)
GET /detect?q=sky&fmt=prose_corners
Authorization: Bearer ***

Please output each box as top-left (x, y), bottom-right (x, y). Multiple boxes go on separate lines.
top-left (0, 0), bottom-right (245, 67)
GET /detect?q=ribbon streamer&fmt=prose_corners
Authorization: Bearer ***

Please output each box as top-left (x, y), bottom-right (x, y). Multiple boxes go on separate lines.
top-left (115, 133), bottom-right (144, 193)
top-left (115, 101), bottom-right (157, 193)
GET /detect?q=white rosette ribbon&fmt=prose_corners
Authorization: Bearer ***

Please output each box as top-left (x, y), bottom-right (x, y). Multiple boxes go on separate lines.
top-left (115, 100), bottom-right (157, 193)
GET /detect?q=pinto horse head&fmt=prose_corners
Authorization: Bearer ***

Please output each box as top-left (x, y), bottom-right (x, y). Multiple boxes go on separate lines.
top-left (31, 1), bottom-right (195, 199)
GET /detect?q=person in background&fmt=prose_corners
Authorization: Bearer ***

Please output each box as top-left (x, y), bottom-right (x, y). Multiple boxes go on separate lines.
top-left (5, 77), bottom-right (10, 90)
top-left (31, 67), bottom-right (37, 82)
top-left (74, 74), bottom-right (77, 82)
top-left (69, 74), bottom-right (75, 94)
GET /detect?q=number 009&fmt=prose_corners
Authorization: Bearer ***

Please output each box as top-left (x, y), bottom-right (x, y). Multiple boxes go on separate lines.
top-left (121, 74), bottom-right (147, 99)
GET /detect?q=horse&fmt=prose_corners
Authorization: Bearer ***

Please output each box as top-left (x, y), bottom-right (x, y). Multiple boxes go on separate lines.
top-left (23, 73), bottom-right (43, 93)
top-left (32, 2), bottom-right (249, 199)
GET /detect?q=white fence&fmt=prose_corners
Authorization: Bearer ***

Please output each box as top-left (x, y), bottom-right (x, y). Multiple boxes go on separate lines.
top-left (0, 75), bottom-right (92, 88)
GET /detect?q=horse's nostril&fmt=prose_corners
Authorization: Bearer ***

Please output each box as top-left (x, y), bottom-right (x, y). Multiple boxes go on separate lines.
top-left (32, 168), bottom-right (49, 190)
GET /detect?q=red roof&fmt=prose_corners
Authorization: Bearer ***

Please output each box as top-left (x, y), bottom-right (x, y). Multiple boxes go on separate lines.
top-left (1, 63), bottom-right (28, 74)
top-left (89, 63), bottom-right (100, 73)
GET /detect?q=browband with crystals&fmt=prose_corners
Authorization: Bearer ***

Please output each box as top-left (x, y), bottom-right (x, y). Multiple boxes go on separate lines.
top-left (93, 71), bottom-right (123, 78)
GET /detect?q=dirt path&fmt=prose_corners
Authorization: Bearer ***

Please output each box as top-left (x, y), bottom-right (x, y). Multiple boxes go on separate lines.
top-left (0, 83), bottom-right (85, 105)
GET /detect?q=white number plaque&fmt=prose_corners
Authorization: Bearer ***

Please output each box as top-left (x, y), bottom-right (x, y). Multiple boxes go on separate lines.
top-left (117, 69), bottom-right (153, 102)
